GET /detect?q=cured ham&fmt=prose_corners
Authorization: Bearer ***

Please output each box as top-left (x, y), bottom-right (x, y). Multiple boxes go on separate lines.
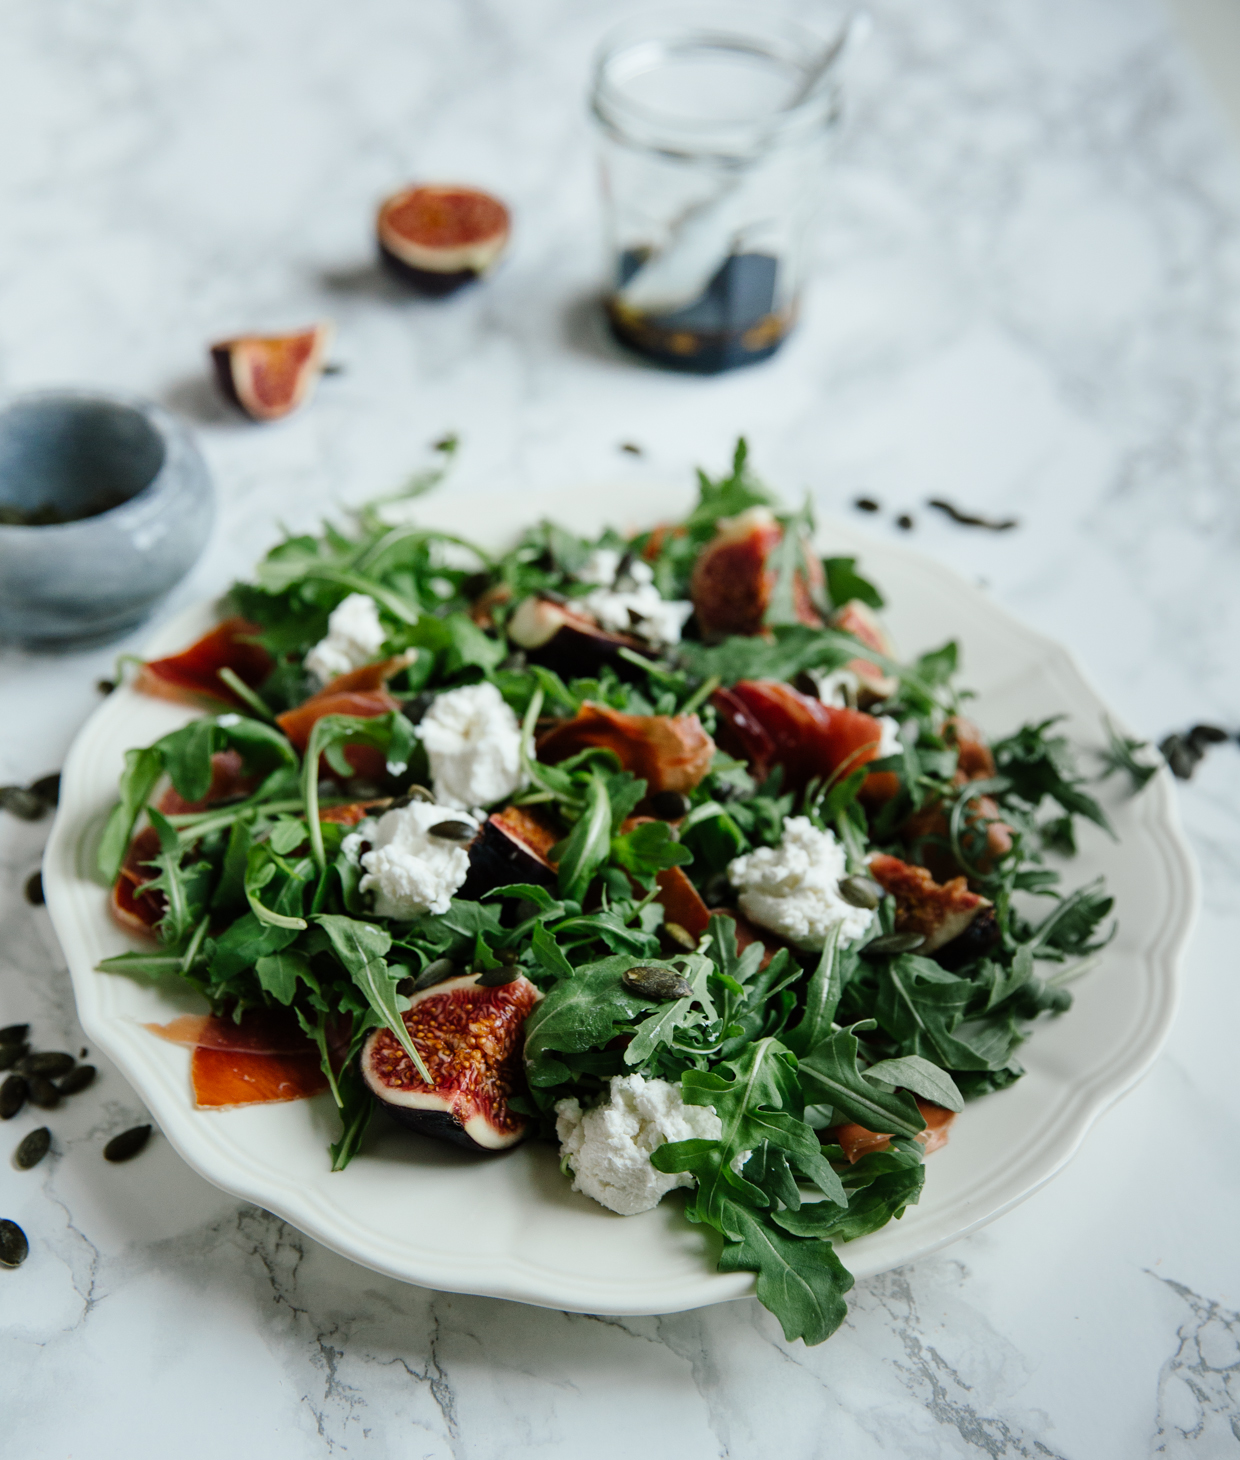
top-left (868, 853), bottom-right (997, 955)
top-left (146, 1008), bottom-right (331, 1109)
top-left (828, 1098), bottom-right (956, 1163)
top-left (275, 653), bottom-right (413, 781)
top-left (711, 680), bottom-right (889, 795)
top-left (536, 703), bottom-right (714, 795)
top-left (136, 617), bottom-right (273, 709)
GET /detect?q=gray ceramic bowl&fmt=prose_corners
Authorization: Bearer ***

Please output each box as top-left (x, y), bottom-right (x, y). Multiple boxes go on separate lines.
top-left (0, 391), bottom-right (214, 650)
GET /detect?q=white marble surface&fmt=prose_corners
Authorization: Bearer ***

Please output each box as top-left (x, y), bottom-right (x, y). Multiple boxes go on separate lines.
top-left (1, 1), bottom-right (1239, 1454)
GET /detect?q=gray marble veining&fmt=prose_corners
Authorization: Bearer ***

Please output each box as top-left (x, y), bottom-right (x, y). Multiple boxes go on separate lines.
top-left (1, 0), bottom-right (1238, 1455)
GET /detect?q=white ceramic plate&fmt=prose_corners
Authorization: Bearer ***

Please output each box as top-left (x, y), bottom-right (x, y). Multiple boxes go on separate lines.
top-left (43, 481), bottom-right (1197, 1316)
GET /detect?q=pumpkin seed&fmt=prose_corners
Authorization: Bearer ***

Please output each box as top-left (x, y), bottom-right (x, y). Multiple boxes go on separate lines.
top-left (0, 1218), bottom-right (29, 1268)
top-left (622, 965), bottom-right (693, 1001)
top-left (428, 819), bottom-right (476, 842)
top-left (390, 783), bottom-right (435, 808)
top-left (22, 1052), bottom-right (74, 1079)
top-left (24, 871), bottom-right (44, 906)
top-left (26, 1077), bottom-right (60, 1109)
top-left (104, 1125), bottom-right (151, 1163)
top-left (411, 958), bottom-right (456, 992)
top-left (838, 875), bottom-right (884, 910)
top-left (0, 1045), bottom-right (26, 1074)
top-left (649, 790), bottom-right (690, 821)
top-left (475, 966), bottom-right (520, 988)
top-left (0, 1076), bottom-right (27, 1120)
top-left (14, 1127), bottom-right (50, 1170)
top-left (57, 1065), bottom-right (96, 1096)
top-left (28, 773), bottom-right (60, 807)
top-left (0, 787), bottom-right (44, 821)
top-left (862, 932), bottom-right (926, 957)
top-left (96, 678), bottom-right (116, 695)
top-left (0, 1024), bottom-right (29, 1047)
top-left (663, 921), bottom-right (697, 950)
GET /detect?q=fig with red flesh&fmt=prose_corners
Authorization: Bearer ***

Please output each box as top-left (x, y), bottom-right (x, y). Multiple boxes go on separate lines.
top-left (508, 595), bottom-right (654, 679)
top-left (690, 507), bottom-right (823, 640)
top-left (458, 803), bottom-right (560, 901)
top-left (361, 973), bottom-right (542, 1151)
top-left (867, 852), bottom-right (1000, 959)
top-left (211, 324), bottom-right (332, 422)
top-left (377, 184), bottom-right (510, 296)
top-left (828, 599), bottom-right (897, 702)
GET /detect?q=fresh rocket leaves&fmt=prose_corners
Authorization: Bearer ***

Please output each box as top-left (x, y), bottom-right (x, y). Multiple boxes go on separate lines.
top-left (95, 438), bottom-right (1141, 1351)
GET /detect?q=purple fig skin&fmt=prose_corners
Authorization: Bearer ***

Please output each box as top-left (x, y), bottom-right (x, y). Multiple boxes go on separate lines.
top-left (932, 906), bottom-right (1001, 971)
top-left (457, 813), bottom-right (557, 903)
top-left (378, 242), bottom-right (481, 297)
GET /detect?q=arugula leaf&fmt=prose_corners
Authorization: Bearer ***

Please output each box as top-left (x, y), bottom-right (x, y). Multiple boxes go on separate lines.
top-left (823, 556), bottom-right (884, 611)
top-left (98, 746), bottom-right (163, 883)
top-left (523, 955), bottom-right (652, 1087)
top-left (254, 949), bottom-right (313, 1005)
top-left (553, 773), bottom-right (612, 903)
top-left (609, 820), bottom-right (693, 885)
top-left (797, 1025), bottom-right (926, 1136)
top-left (862, 1056), bottom-right (963, 1113)
top-left (717, 1203), bottom-right (855, 1346)
top-left (1097, 717), bottom-right (1159, 794)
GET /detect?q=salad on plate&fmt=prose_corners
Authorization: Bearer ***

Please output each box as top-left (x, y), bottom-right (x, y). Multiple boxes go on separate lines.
top-left (95, 442), bottom-right (1121, 1345)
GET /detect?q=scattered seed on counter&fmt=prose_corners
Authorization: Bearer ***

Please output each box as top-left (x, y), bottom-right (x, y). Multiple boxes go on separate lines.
top-left (79, 1048), bottom-right (88, 1060)
top-left (24, 871), bottom-right (43, 906)
top-left (104, 1125), bottom-right (152, 1163)
top-left (0, 1045), bottom-right (25, 1074)
top-left (28, 774), bottom-right (59, 807)
top-left (14, 1127), bottom-right (50, 1171)
top-left (96, 679), bottom-right (116, 695)
top-left (1160, 723), bottom-right (1232, 780)
top-left (0, 787), bottom-right (44, 821)
top-left (619, 441), bottom-right (643, 455)
top-left (853, 497), bottom-right (881, 513)
top-left (0, 1219), bottom-right (29, 1268)
top-left (0, 1076), bottom-right (27, 1120)
top-left (0, 1025), bottom-right (29, 1047)
top-left (21, 1052), bottom-right (75, 1079)
top-left (897, 514), bottom-right (914, 531)
top-left (25, 1077), bottom-right (60, 1110)
top-left (57, 1065), bottom-right (96, 1096)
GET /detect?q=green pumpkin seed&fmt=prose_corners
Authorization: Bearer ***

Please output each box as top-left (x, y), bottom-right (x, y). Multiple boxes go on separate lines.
top-left (649, 790), bottom-right (690, 821)
top-left (14, 1127), bottom-right (50, 1170)
top-left (25, 1077), bottom-right (60, 1110)
top-left (104, 1125), bottom-right (152, 1163)
top-left (475, 966), bottom-right (520, 988)
top-left (428, 819), bottom-right (476, 842)
top-left (411, 958), bottom-right (456, 992)
top-left (0, 1076), bottom-right (27, 1120)
top-left (57, 1065), bottom-right (96, 1096)
top-left (0, 1218), bottom-right (29, 1268)
top-left (663, 921), bottom-right (696, 950)
top-left (22, 1052), bottom-right (74, 1079)
top-left (862, 932), bottom-right (926, 957)
top-left (622, 965), bottom-right (693, 1001)
top-left (390, 784), bottom-right (435, 809)
top-left (838, 875), bottom-right (884, 910)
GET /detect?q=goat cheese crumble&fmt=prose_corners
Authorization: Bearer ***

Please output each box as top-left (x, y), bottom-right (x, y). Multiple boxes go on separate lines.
top-left (304, 593), bottom-right (387, 684)
top-left (576, 547), bottom-right (693, 649)
top-left (555, 1074), bottom-right (723, 1216)
top-left (418, 681), bottom-right (526, 811)
top-left (727, 816), bottom-right (875, 950)
top-left (876, 715), bottom-right (901, 759)
top-left (354, 801), bottom-right (478, 918)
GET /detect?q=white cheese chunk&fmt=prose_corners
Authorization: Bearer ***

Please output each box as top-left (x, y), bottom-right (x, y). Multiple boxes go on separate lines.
top-left (813, 667), bottom-right (861, 707)
top-left (304, 593), bottom-right (387, 684)
top-left (727, 816), bottom-right (875, 950)
top-left (555, 1074), bottom-right (723, 1216)
top-left (876, 715), bottom-right (902, 760)
top-left (418, 681), bottom-right (526, 811)
top-left (358, 801), bottom-right (477, 919)
top-left (576, 548), bottom-right (693, 649)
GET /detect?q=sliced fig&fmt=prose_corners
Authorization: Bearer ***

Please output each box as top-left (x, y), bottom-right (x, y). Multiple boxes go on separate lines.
top-left (828, 599), bottom-right (897, 702)
top-left (508, 595), bottom-right (652, 679)
top-left (537, 702), bottom-right (714, 795)
top-left (711, 680), bottom-right (884, 793)
top-left (377, 184), bottom-right (510, 295)
top-left (690, 507), bottom-right (823, 640)
top-left (211, 324), bottom-right (332, 422)
top-left (867, 853), bottom-right (998, 957)
top-left (458, 804), bottom-right (560, 901)
top-left (361, 973), bottom-right (541, 1151)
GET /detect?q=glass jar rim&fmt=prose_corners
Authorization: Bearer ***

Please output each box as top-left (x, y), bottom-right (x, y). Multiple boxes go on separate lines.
top-left (591, 5), bottom-right (852, 159)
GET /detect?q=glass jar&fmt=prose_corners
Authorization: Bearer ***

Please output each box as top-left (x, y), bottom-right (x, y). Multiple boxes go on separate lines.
top-left (591, 7), bottom-right (849, 374)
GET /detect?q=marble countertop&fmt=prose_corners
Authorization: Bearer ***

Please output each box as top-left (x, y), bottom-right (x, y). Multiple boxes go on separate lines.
top-left (2, 1), bottom-right (1238, 1454)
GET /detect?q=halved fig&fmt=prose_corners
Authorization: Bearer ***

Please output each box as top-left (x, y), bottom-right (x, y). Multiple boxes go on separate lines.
top-left (711, 680), bottom-right (885, 793)
top-left (377, 184), bottom-right (510, 296)
top-left (508, 596), bottom-right (652, 679)
top-left (211, 324), bottom-right (332, 422)
top-left (361, 973), bottom-right (542, 1151)
top-left (868, 853), bottom-right (999, 957)
top-left (458, 803), bottom-right (560, 901)
top-left (829, 599), bottom-right (897, 702)
top-left (690, 507), bottom-right (823, 640)
top-left (136, 617), bottom-right (274, 710)
top-left (536, 702), bottom-right (715, 795)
